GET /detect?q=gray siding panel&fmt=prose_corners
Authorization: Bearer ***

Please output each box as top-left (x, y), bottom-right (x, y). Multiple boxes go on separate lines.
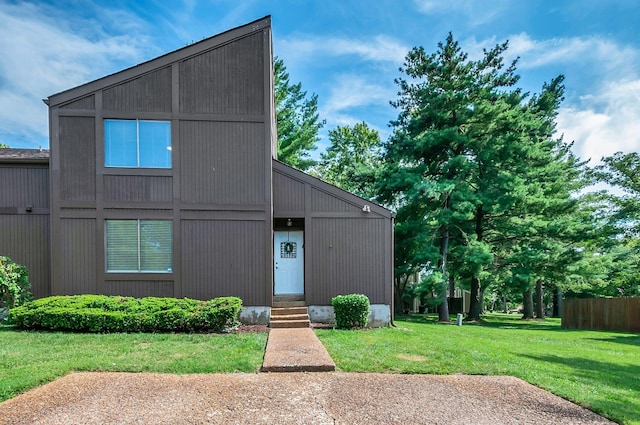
top-left (307, 218), bottom-right (388, 305)
top-left (104, 281), bottom-right (174, 297)
top-left (103, 67), bottom-right (172, 112)
top-left (60, 219), bottom-right (96, 295)
top-left (179, 33), bottom-right (264, 115)
top-left (273, 171), bottom-right (304, 214)
top-left (59, 117), bottom-right (96, 201)
top-left (61, 95), bottom-right (95, 110)
top-left (181, 220), bottom-right (265, 305)
top-left (180, 121), bottom-right (265, 205)
top-left (0, 166), bottom-right (49, 208)
top-left (104, 175), bottom-right (173, 203)
top-left (311, 188), bottom-right (361, 213)
top-left (0, 215), bottom-right (50, 299)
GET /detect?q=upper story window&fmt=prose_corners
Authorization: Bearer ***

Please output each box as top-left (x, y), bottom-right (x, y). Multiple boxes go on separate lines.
top-left (104, 119), bottom-right (171, 168)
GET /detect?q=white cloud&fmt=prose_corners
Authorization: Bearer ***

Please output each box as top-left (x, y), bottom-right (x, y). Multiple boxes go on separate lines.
top-left (463, 33), bottom-right (638, 78)
top-left (557, 80), bottom-right (640, 165)
top-left (0, 2), bottom-right (151, 147)
top-left (278, 34), bottom-right (408, 64)
top-left (413, 0), bottom-right (509, 26)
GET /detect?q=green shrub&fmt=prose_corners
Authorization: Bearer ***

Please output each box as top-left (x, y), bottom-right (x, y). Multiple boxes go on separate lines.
top-left (0, 256), bottom-right (32, 309)
top-left (8, 295), bottom-right (242, 333)
top-left (332, 294), bottom-right (370, 329)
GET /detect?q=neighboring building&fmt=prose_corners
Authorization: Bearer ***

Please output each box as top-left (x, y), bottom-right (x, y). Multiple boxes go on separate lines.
top-left (0, 17), bottom-right (394, 325)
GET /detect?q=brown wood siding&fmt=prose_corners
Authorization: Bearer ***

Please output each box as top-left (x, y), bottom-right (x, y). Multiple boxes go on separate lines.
top-left (307, 217), bottom-right (389, 305)
top-left (0, 214), bottom-right (50, 299)
top-left (0, 166), bottom-right (49, 209)
top-left (59, 219), bottom-right (96, 295)
top-left (179, 33), bottom-right (264, 115)
top-left (273, 171), bottom-right (304, 215)
top-left (103, 67), bottom-right (172, 112)
top-left (311, 188), bottom-right (362, 212)
top-left (180, 121), bottom-right (265, 205)
top-left (181, 220), bottom-right (266, 305)
top-left (104, 281), bottom-right (175, 298)
top-left (60, 95), bottom-right (95, 110)
top-left (104, 175), bottom-right (173, 203)
top-left (59, 117), bottom-right (96, 201)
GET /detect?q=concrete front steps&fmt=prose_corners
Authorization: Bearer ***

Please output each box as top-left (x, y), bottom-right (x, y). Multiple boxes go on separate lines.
top-left (270, 295), bottom-right (310, 328)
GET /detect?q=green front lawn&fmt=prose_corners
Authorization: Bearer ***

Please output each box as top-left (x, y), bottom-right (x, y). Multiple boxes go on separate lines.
top-left (0, 327), bottom-right (267, 402)
top-left (316, 313), bottom-right (640, 425)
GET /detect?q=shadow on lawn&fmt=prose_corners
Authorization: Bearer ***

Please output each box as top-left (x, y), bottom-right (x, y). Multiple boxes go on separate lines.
top-left (521, 353), bottom-right (640, 422)
top-left (397, 313), bottom-right (569, 332)
top-left (585, 334), bottom-right (640, 347)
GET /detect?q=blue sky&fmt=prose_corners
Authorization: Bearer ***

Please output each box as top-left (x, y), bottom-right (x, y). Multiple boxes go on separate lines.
top-left (1, 0), bottom-right (639, 166)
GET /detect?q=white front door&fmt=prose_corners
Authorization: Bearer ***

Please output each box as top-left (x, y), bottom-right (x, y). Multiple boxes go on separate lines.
top-left (274, 230), bottom-right (304, 295)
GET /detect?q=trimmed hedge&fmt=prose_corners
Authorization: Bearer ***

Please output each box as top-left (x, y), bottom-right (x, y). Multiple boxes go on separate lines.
top-left (332, 294), bottom-right (370, 329)
top-left (8, 295), bottom-right (242, 333)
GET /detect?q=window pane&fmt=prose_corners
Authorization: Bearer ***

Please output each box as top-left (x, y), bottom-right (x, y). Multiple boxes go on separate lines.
top-left (105, 120), bottom-right (137, 167)
top-left (140, 220), bottom-right (172, 272)
top-left (106, 220), bottom-right (139, 272)
top-left (139, 121), bottom-right (171, 168)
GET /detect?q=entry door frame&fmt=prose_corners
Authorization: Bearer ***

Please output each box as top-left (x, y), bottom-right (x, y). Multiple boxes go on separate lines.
top-left (273, 229), bottom-right (305, 295)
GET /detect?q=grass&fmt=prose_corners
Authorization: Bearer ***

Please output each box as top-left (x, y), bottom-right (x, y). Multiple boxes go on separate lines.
top-left (2, 314), bottom-right (638, 424)
top-left (316, 313), bottom-right (640, 425)
top-left (0, 326), bottom-right (267, 402)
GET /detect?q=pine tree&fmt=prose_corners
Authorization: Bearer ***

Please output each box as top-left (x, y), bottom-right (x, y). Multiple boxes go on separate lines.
top-left (274, 58), bottom-right (325, 171)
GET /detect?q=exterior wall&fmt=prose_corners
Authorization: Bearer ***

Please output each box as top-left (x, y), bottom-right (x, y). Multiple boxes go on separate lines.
top-left (273, 161), bottom-right (394, 308)
top-left (47, 18), bottom-right (274, 305)
top-left (0, 163), bottom-right (50, 299)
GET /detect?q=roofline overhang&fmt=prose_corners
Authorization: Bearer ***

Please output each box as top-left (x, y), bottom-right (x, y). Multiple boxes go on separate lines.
top-left (46, 16), bottom-right (271, 107)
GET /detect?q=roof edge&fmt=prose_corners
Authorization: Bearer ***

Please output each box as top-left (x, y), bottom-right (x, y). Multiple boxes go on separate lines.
top-left (272, 159), bottom-right (395, 219)
top-left (47, 16), bottom-right (271, 107)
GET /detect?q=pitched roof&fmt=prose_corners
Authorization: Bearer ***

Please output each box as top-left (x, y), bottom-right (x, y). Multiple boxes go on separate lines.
top-left (46, 16), bottom-right (271, 107)
top-left (0, 148), bottom-right (50, 163)
top-left (272, 159), bottom-right (395, 219)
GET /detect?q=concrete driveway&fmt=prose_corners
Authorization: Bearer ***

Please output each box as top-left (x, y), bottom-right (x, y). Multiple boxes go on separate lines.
top-left (0, 372), bottom-right (614, 424)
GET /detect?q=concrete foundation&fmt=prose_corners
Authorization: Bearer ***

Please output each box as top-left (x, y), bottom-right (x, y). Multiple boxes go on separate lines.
top-left (239, 307), bottom-right (270, 325)
top-left (308, 304), bottom-right (391, 327)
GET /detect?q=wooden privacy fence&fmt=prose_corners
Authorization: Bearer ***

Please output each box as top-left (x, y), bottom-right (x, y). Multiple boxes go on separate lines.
top-left (562, 297), bottom-right (640, 333)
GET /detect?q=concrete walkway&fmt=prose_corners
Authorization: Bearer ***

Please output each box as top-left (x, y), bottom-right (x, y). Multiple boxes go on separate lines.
top-left (261, 327), bottom-right (336, 372)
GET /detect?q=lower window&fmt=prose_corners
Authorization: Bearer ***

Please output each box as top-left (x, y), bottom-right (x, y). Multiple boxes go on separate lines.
top-left (106, 220), bottom-right (172, 273)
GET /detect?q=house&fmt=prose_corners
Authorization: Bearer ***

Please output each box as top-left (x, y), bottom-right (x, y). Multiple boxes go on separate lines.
top-left (0, 16), bottom-right (394, 326)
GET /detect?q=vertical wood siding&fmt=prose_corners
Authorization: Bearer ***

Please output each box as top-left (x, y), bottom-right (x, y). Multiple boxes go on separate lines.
top-left (180, 121), bottom-right (265, 205)
top-left (307, 217), bottom-right (389, 305)
top-left (311, 188), bottom-right (361, 212)
top-left (181, 220), bottom-right (265, 305)
top-left (60, 95), bottom-right (95, 110)
top-left (273, 171), bottom-right (304, 214)
top-left (104, 175), bottom-right (173, 203)
top-left (0, 215), bottom-right (50, 299)
top-left (60, 219), bottom-right (96, 295)
top-left (59, 117), bottom-right (96, 201)
top-left (103, 67), bottom-right (172, 112)
top-left (0, 166), bottom-right (49, 208)
top-left (179, 33), bottom-right (264, 115)
top-left (104, 281), bottom-right (174, 298)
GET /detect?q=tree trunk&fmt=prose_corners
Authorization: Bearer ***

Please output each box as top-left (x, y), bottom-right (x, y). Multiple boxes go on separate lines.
top-left (522, 288), bottom-right (534, 319)
top-left (394, 276), bottom-right (408, 314)
top-left (449, 274), bottom-right (455, 299)
top-left (467, 276), bottom-right (482, 321)
top-left (438, 225), bottom-right (450, 322)
top-left (535, 279), bottom-right (544, 319)
top-left (552, 286), bottom-right (563, 318)
top-left (502, 294), bottom-right (508, 313)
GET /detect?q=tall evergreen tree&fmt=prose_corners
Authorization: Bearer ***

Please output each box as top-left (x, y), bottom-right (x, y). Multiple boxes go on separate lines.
top-left (274, 57), bottom-right (325, 171)
top-left (380, 34), bottom-right (590, 321)
top-left (314, 122), bottom-right (382, 200)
